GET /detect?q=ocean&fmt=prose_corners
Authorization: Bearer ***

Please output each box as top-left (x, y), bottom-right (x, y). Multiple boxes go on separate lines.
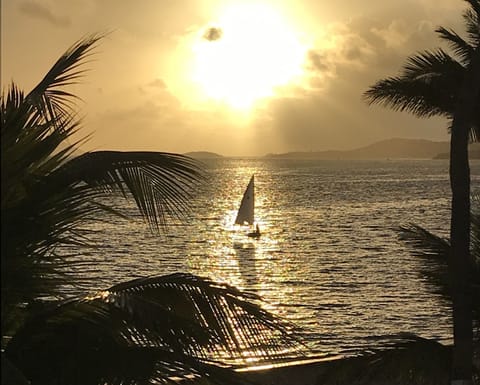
top-left (61, 158), bottom-right (480, 356)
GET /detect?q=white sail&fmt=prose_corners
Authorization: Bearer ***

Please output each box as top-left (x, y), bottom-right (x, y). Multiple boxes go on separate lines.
top-left (235, 175), bottom-right (254, 225)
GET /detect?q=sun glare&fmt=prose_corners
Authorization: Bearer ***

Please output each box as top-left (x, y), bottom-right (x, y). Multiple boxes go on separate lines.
top-left (190, 3), bottom-right (308, 110)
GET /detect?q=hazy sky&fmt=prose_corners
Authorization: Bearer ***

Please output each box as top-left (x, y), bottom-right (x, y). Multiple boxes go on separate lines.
top-left (1, 0), bottom-right (468, 156)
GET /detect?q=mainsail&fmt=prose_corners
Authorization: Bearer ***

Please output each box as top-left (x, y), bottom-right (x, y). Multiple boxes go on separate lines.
top-left (234, 175), bottom-right (254, 225)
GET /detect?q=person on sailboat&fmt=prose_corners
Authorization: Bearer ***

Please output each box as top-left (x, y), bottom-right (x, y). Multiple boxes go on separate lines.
top-left (248, 223), bottom-right (260, 237)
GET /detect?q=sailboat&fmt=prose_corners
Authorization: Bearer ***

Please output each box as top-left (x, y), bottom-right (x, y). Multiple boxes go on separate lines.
top-left (234, 175), bottom-right (261, 238)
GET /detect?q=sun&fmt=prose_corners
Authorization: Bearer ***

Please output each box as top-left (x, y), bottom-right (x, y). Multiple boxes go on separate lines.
top-left (190, 3), bottom-right (308, 110)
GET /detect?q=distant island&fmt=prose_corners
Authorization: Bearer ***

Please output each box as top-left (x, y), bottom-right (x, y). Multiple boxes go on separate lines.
top-left (265, 138), bottom-right (480, 160)
top-left (184, 151), bottom-right (224, 159)
top-left (184, 138), bottom-right (480, 160)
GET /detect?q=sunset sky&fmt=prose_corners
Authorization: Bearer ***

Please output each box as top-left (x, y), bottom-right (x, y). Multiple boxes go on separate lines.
top-left (1, 0), bottom-right (467, 156)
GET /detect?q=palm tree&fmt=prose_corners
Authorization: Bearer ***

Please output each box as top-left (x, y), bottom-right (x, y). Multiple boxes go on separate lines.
top-left (1, 33), bottom-right (204, 339)
top-left (1, 34), bottom-right (307, 384)
top-left (364, 1), bottom-right (480, 382)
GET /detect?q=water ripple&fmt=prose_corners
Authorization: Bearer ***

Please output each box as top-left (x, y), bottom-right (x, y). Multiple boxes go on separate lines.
top-left (58, 159), bottom-right (480, 355)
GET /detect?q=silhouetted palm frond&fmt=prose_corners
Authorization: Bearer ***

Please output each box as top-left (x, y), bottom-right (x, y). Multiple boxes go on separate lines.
top-left (398, 224), bottom-right (451, 260)
top-left (6, 273), bottom-right (307, 385)
top-left (398, 224), bottom-right (451, 297)
top-left (364, 50), bottom-right (463, 119)
top-left (464, 0), bottom-right (480, 47)
top-left (26, 33), bottom-right (103, 125)
top-left (398, 214), bottom-right (480, 304)
top-left (5, 150), bottom-right (204, 264)
top-left (1, 34), bottom-right (205, 336)
top-left (436, 26), bottom-right (473, 65)
top-left (398, 215), bottom-right (480, 351)
top-left (49, 150), bottom-right (205, 231)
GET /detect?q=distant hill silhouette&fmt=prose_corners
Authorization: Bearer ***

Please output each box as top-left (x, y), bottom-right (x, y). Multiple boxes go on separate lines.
top-left (184, 151), bottom-right (223, 159)
top-left (265, 138), bottom-right (480, 160)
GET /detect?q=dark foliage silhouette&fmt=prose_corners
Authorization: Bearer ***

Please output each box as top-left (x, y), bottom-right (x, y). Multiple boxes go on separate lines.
top-left (365, 1), bottom-right (480, 381)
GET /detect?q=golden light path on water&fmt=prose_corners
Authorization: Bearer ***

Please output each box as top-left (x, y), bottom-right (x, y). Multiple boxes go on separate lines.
top-left (57, 159), bottom-right (480, 355)
top-left (187, 165), bottom-right (289, 310)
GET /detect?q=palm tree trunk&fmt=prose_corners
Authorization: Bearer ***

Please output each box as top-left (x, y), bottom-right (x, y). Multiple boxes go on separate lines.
top-left (450, 114), bottom-right (473, 385)
top-left (449, 48), bottom-right (479, 385)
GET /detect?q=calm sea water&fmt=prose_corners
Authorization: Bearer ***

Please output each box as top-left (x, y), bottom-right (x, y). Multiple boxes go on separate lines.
top-left (62, 159), bottom-right (480, 356)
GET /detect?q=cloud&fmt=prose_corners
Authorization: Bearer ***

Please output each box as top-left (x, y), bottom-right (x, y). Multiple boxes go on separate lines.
top-left (86, 81), bottom-right (252, 155)
top-left (138, 79), bottom-right (169, 96)
top-left (88, 1), bottom-right (456, 156)
top-left (307, 50), bottom-right (331, 72)
top-left (16, 0), bottom-right (456, 156)
top-left (371, 19), bottom-right (410, 49)
top-left (18, 1), bottom-right (71, 27)
top-left (146, 78), bottom-right (167, 89)
top-left (203, 27), bottom-right (223, 41)
top-left (248, 10), bottom-right (454, 154)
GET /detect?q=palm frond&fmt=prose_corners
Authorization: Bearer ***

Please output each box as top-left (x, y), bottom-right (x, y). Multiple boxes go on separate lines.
top-left (8, 273), bottom-right (305, 362)
top-left (364, 50), bottom-right (464, 118)
top-left (397, 224), bottom-right (451, 297)
top-left (47, 151), bottom-right (205, 231)
top-left (1, 35), bottom-right (100, 212)
top-left (0, 84), bottom-right (28, 148)
top-left (464, 0), bottom-right (480, 47)
top-left (436, 26), bottom-right (473, 65)
top-left (26, 33), bottom-right (104, 126)
top-left (402, 49), bottom-right (464, 80)
top-left (6, 273), bottom-right (306, 384)
top-left (398, 217), bottom-right (480, 300)
top-left (398, 224), bottom-right (451, 260)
